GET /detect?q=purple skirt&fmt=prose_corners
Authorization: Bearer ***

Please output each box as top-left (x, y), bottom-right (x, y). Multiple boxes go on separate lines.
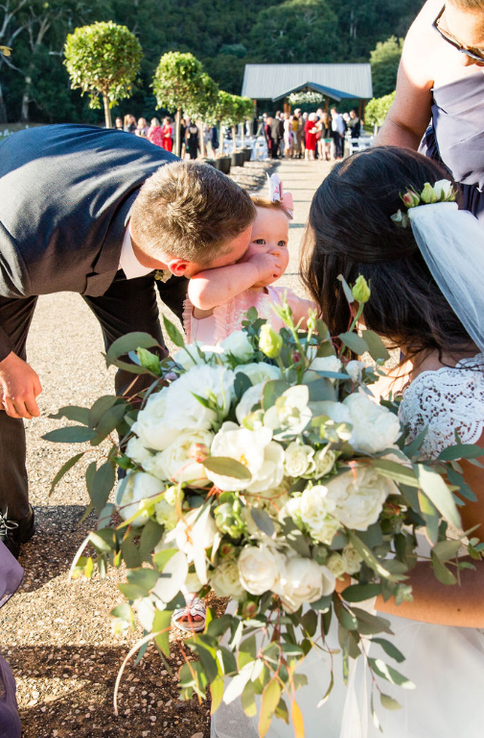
top-left (0, 542), bottom-right (23, 737)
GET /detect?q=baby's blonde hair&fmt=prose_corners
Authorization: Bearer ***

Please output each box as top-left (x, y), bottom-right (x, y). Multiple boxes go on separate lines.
top-left (251, 195), bottom-right (290, 218)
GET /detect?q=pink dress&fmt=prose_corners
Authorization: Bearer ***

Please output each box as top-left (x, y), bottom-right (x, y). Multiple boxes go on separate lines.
top-left (183, 286), bottom-right (315, 345)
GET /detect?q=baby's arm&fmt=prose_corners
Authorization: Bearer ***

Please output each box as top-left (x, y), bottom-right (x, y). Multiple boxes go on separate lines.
top-left (188, 251), bottom-right (283, 311)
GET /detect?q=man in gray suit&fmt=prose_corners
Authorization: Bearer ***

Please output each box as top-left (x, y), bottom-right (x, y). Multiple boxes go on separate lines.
top-left (0, 124), bottom-right (277, 557)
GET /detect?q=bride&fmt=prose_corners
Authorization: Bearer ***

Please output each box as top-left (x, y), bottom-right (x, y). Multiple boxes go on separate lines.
top-left (212, 146), bottom-right (484, 737)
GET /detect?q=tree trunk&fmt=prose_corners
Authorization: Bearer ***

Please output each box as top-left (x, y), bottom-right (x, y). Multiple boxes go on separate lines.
top-left (232, 124), bottom-right (237, 153)
top-left (198, 121), bottom-right (205, 157)
top-left (241, 121), bottom-right (245, 150)
top-left (175, 108), bottom-right (182, 158)
top-left (103, 93), bottom-right (112, 128)
top-left (219, 120), bottom-right (224, 156)
top-left (20, 73), bottom-right (32, 122)
top-left (0, 81), bottom-right (7, 124)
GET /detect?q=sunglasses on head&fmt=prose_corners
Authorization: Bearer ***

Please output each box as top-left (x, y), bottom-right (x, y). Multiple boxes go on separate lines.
top-left (433, 5), bottom-right (484, 63)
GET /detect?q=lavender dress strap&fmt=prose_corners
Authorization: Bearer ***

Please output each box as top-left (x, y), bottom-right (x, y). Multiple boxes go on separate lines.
top-left (0, 541), bottom-right (23, 738)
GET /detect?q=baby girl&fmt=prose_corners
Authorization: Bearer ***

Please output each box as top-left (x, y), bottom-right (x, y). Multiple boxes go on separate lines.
top-left (183, 175), bottom-right (315, 344)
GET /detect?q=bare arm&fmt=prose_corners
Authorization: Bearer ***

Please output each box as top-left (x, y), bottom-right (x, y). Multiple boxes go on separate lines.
top-left (188, 251), bottom-right (283, 311)
top-left (374, 0), bottom-right (439, 149)
top-left (0, 351), bottom-right (42, 419)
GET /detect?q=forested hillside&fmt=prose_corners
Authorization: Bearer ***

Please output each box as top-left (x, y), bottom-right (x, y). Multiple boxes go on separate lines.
top-left (0, 0), bottom-right (424, 124)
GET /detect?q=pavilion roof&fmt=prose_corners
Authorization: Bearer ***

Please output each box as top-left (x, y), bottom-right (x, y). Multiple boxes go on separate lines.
top-left (241, 64), bottom-right (373, 102)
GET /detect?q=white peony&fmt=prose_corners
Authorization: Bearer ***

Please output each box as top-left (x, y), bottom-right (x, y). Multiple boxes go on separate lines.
top-left (325, 466), bottom-right (397, 531)
top-left (146, 429), bottom-right (213, 484)
top-left (221, 331), bottom-right (254, 361)
top-left (284, 442), bottom-right (315, 477)
top-left (126, 436), bottom-right (154, 466)
top-left (341, 544), bottom-right (363, 575)
top-left (326, 553), bottom-right (346, 579)
top-left (343, 392), bottom-right (401, 454)
top-left (275, 555), bottom-right (336, 613)
top-left (234, 362), bottom-right (282, 386)
top-left (237, 544), bottom-right (286, 595)
top-left (305, 355), bottom-right (343, 384)
top-left (132, 387), bottom-right (180, 452)
top-left (206, 422), bottom-right (284, 493)
top-left (164, 364), bottom-right (235, 429)
top-left (173, 342), bottom-right (221, 370)
top-left (313, 447), bottom-right (336, 478)
top-left (117, 471), bottom-right (165, 527)
top-left (211, 559), bottom-right (245, 599)
top-left (264, 385), bottom-right (312, 436)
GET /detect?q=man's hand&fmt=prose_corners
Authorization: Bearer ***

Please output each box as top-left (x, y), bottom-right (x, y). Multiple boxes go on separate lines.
top-left (0, 352), bottom-right (42, 419)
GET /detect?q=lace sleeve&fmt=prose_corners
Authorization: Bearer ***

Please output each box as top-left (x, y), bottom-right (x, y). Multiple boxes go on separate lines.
top-left (398, 355), bottom-right (484, 459)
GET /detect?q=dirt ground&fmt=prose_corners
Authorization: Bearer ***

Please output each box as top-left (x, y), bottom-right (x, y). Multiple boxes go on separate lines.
top-left (0, 155), bottom-right (332, 737)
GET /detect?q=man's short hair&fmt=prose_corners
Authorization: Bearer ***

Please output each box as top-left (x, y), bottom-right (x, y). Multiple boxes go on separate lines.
top-left (130, 160), bottom-right (256, 264)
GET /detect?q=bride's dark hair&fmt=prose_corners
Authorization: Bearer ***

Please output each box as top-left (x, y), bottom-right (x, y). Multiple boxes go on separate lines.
top-left (302, 146), bottom-right (474, 358)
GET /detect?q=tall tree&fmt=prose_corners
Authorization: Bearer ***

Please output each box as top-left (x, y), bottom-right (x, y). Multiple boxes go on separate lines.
top-left (370, 36), bottom-right (403, 98)
top-left (64, 21), bottom-right (143, 128)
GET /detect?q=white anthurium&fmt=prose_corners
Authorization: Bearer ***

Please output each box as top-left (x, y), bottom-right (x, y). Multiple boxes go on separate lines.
top-left (325, 466), bottom-right (397, 531)
top-left (116, 471), bottom-right (165, 527)
top-left (234, 362), bottom-right (282, 386)
top-left (343, 391), bottom-right (402, 454)
top-left (264, 385), bottom-right (312, 437)
top-left (152, 550), bottom-right (189, 607)
top-left (205, 421), bottom-right (275, 492)
top-left (221, 331), bottom-right (254, 362)
top-left (274, 555), bottom-right (336, 613)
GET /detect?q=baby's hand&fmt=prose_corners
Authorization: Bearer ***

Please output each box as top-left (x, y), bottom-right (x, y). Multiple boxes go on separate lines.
top-left (244, 250), bottom-right (283, 282)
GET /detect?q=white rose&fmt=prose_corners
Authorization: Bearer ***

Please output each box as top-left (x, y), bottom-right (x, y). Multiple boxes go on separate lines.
top-left (327, 553), bottom-right (346, 578)
top-left (237, 544), bottom-right (286, 595)
top-left (343, 392), bottom-right (401, 454)
top-left (164, 364), bottom-right (235, 429)
top-left (221, 331), bottom-right (254, 362)
top-left (314, 401), bottom-right (352, 431)
top-left (325, 466), bottom-right (397, 531)
top-left (275, 556), bottom-right (335, 613)
top-left (173, 342), bottom-right (222, 370)
top-left (345, 360), bottom-right (366, 383)
top-left (284, 442), bottom-right (315, 477)
top-left (434, 179), bottom-right (454, 200)
top-left (313, 447), bottom-right (336, 478)
top-left (234, 362), bottom-right (282, 385)
top-left (283, 485), bottom-right (340, 545)
top-left (211, 559), bottom-right (245, 599)
top-left (146, 429), bottom-right (213, 484)
top-left (154, 486), bottom-right (180, 530)
top-left (341, 544), bottom-right (363, 576)
top-left (206, 422), bottom-right (284, 493)
top-left (235, 383), bottom-right (265, 425)
top-left (132, 387), bottom-right (181, 452)
top-left (126, 436), bottom-right (154, 466)
top-left (117, 471), bottom-right (165, 527)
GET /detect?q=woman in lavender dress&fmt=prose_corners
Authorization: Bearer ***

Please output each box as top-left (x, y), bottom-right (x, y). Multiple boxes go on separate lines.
top-left (0, 541), bottom-right (23, 738)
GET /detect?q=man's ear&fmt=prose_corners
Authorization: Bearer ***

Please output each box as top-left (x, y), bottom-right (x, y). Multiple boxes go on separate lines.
top-left (166, 258), bottom-right (192, 277)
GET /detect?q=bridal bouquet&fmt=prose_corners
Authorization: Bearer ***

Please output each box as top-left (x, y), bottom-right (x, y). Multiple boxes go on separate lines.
top-left (46, 276), bottom-right (483, 736)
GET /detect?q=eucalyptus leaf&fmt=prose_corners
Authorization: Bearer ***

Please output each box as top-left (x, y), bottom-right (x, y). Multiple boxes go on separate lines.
top-left (162, 315), bottom-right (185, 348)
top-left (372, 638), bottom-right (405, 664)
top-left (259, 680), bottom-right (282, 738)
top-left (95, 403), bottom-right (127, 437)
top-left (369, 658), bottom-right (415, 689)
top-left (380, 693), bottom-right (403, 711)
top-left (49, 452), bottom-right (85, 496)
top-left (361, 330), bottom-right (390, 362)
top-left (203, 456), bottom-right (252, 480)
top-left (352, 607), bottom-right (394, 636)
top-left (432, 539), bottom-right (462, 562)
top-left (342, 583), bottom-right (382, 603)
top-left (338, 332), bottom-right (369, 355)
top-left (43, 426), bottom-right (97, 443)
top-left (262, 380), bottom-right (291, 411)
top-left (251, 508), bottom-right (275, 537)
top-left (438, 444), bottom-right (484, 462)
top-left (241, 679), bottom-right (257, 718)
top-left (431, 551), bottom-right (457, 584)
top-left (210, 675), bottom-right (225, 715)
top-left (107, 332), bottom-right (160, 364)
top-left (153, 608), bottom-right (172, 657)
top-left (91, 461), bottom-right (115, 513)
top-left (416, 464), bottom-right (461, 529)
top-left (139, 520), bottom-right (164, 562)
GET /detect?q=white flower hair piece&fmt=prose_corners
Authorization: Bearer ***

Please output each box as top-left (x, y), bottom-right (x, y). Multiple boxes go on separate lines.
top-left (390, 179), bottom-right (457, 229)
top-left (267, 173), bottom-right (294, 219)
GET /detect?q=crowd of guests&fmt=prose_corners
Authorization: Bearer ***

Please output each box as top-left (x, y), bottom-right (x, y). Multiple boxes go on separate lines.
top-left (262, 107), bottom-right (361, 161)
top-left (115, 113), bottom-right (220, 159)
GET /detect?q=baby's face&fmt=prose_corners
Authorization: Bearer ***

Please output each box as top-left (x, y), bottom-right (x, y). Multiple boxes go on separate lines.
top-left (246, 206), bottom-right (290, 287)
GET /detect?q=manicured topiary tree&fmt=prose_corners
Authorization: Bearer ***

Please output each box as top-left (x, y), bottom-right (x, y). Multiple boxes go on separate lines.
top-left (152, 51), bottom-right (204, 157)
top-left (205, 90), bottom-right (235, 157)
top-left (64, 21), bottom-right (143, 129)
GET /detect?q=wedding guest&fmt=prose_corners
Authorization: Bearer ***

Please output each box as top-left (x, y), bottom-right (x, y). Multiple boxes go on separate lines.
top-left (270, 114), bottom-right (283, 159)
top-left (185, 121), bottom-right (200, 160)
top-left (318, 111), bottom-right (332, 160)
top-left (304, 113), bottom-right (318, 160)
top-left (283, 113), bottom-right (293, 158)
top-left (135, 117), bottom-right (149, 138)
top-left (302, 145), bottom-right (484, 735)
top-left (123, 114), bottom-right (137, 133)
top-left (161, 117), bottom-right (173, 152)
top-left (330, 106), bottom-right (345, 159)
top-left (347, 109), bottom-right (361, 138)
top-left (293, 108), bottom-right (305, 158)
top-left (265, 116), bottom-right (277, 159)
top-left (209, 125), bottom-right (219, 156)
top-left (375, 0), bottom-right (484, 223)
top-left (0, 124), bottom-right (258, 557)
top-left (114, 117), bottom-right (124, 131)
top-left (148, 117), bottom-right (164, 147)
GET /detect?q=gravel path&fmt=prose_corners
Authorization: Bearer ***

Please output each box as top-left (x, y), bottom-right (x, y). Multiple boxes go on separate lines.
top-left (1, 156), bottom-right (333, 737)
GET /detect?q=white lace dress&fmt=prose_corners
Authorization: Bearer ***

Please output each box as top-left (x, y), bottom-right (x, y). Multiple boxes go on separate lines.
top-left (211, 356), bottom-right (484, 738)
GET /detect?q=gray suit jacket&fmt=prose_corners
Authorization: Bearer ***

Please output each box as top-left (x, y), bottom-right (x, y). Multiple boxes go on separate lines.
top-left (0, 124), bottom-right (178, 359)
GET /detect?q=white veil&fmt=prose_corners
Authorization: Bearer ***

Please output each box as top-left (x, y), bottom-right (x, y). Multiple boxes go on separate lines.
top-left (408, 202), bottom-right (484, 353)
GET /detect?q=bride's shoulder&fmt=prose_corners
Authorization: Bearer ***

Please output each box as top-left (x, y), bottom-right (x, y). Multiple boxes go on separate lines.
top-left (399, 354), bottom-right (484, 458)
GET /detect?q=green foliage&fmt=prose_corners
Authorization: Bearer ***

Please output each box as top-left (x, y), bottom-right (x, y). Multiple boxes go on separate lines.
top-left (152, 52), bottom-right (204, 113)
top-left (370, 36), bottom-right (404, 98)
top-left (365, 90), bottom-right (396, 128)
top-left (64, 21), bottom-right (143, 124)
